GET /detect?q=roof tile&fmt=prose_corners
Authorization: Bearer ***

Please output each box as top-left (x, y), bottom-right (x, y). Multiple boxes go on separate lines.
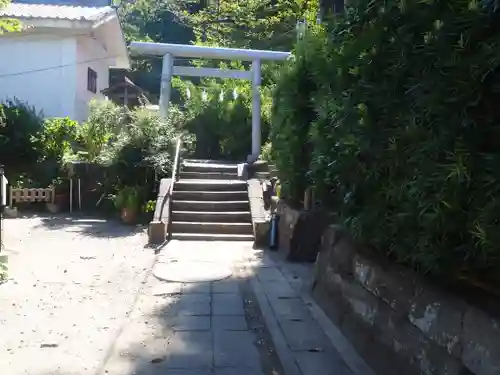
top-left (0, 4), bottom-right (114, 21)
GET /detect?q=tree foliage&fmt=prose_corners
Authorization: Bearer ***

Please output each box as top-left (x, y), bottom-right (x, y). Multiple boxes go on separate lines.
top-left (0, 0), bottom-right (20, 34)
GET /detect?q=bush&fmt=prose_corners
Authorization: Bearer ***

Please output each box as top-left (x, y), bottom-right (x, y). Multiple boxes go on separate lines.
top-left (270, 2), bottom-right (500, 282)
top-left (98, 104), bottom-right (192, 188)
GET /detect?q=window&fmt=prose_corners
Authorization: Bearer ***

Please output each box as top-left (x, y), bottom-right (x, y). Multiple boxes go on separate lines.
top-left (87, 68), bottom-right (97, 94)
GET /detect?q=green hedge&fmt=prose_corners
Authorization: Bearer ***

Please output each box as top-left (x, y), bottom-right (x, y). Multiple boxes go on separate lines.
top-left (270, 1), bottom-right (500, 281)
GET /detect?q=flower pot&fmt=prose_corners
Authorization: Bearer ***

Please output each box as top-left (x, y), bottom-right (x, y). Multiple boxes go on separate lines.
top-left (120, 207), bottom-right (137, 224)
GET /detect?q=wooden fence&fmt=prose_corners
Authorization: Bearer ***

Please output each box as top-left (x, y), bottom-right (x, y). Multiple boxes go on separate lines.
top-left (10, 187), bottom-right (55, 206)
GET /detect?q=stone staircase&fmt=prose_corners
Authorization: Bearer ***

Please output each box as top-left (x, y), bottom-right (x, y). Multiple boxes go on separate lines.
top-left (170, 159), bottom-right (254, 241)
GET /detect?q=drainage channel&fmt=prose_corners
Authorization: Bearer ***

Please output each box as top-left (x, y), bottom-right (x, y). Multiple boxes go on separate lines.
top-left (239, 276), bottom-right (286, 375)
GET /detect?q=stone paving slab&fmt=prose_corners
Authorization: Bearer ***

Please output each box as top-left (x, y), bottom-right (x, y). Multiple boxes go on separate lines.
top-left (166, 331), bottom-right (213, 369)
top-left (215, 369), bottom-right (265, 375)
top-left (212, 293), bottom-right (245, 315)
top-left (212, 279), bottom-right (240, 294)
top-left (214, 330), bottom-right (262, 368)
top-left (212, 315), bottom-right (248, 331)
top-left (173, 315), bottom-right (211, 331)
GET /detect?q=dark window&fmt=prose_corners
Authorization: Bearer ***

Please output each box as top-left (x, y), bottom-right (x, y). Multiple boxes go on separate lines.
top-left (87, 68), bottom-right (97, 93)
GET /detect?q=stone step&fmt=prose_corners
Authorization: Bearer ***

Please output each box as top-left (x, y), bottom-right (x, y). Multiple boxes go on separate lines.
top-left (172, 211), bottom-right (251, 223)
top-left (183, 162), bottom-right (239, 174)
top-left (174, 180), bottom-right (247, 192)
top-left (172, 200), bottom-right (250, 212)
top-left (179, 171), bottom-right (239, 180)
top-left (173, 191), bottom-right (248, 201)
top-left (184, 159), bottom-right (240, 165)
top-left (171, 221), bottom-right (254, 235)
top-left (170, 233), bottom-right (254, 241)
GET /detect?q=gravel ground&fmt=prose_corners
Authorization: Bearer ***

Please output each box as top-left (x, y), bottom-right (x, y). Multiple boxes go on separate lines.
top-left (0, 215), bottom-right (155, 375)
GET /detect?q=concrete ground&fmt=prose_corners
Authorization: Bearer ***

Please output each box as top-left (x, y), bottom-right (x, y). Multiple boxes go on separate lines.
top-left (0, 215), bottom-right (372, 375)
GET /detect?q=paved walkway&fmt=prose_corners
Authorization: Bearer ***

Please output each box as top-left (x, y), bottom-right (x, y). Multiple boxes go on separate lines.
top-left (0, 215), bottom-right (371, 375)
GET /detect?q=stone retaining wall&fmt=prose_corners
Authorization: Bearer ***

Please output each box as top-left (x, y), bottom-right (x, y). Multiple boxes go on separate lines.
top-left (312, 224), bottom-right (500, 375)
top-left (247, 179), bottom-right (269, 247)
top-left (277, 200), bottom-right (329, 262)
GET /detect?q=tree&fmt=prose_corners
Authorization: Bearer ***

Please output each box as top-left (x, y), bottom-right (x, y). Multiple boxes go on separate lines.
top-left (170, 0), bottom-right (319, 51)
top-left (0, 0), bottom-right (20, 34)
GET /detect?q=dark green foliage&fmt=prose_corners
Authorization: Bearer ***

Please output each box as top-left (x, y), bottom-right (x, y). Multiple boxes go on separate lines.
top-left (271, 1), bottom-right (500, 282)
top-left (0, 100), bottom-right (43, 175)
top-left (178, 82), bottom-right (269, 161)
top-left (271, 39), bottom-right (316, 202)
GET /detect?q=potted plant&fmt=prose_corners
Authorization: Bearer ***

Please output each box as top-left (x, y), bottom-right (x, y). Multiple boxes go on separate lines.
top-left (113, 186), bottom-right (141, 224)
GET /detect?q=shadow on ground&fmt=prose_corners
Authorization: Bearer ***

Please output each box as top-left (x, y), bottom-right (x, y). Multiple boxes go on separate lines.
top-left (96, 256), bottom-right (285, 375)
top-left (30, 214), bottom-right (146, 238)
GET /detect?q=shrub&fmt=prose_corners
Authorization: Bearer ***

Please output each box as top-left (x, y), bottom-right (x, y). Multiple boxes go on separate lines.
top-left (259, 142), bottom-right (273, 162)
top-left (270, 39), bottom-right (316, 203)
top-left (78, 99), bottom-right (128, 161)
top-left (37, 117), bottom-right (78, 162)
top-left (98, 104), bottom-right (192, 187)
top-left (271, 2), bottom-right (500, 282)
top-left (0, 99), bottom-right (43, 175)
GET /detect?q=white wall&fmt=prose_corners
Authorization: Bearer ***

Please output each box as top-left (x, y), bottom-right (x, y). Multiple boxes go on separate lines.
top-left (74, 33), bottom-right (111, 122)
top-left (0, 34), bottom-right (77, 119)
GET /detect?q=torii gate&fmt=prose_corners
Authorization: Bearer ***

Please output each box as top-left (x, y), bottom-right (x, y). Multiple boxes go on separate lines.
top-left (129, 42), bottom-right (291, 162)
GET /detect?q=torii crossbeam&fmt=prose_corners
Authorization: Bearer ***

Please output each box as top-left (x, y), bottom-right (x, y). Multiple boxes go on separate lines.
top-left (129, 42), bottom-right (291, 162)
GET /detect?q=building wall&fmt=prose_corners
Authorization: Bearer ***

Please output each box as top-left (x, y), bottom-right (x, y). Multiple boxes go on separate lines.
top-left (74, 33), bottom-right (111, 122)
top-left (0, 34), bottom-right (77, 119)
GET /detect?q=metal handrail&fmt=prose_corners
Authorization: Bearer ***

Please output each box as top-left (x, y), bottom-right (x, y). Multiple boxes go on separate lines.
top-left (166, 136), bottom-right (183, 240)
top-left (171, 137), bottom-right (183, 184)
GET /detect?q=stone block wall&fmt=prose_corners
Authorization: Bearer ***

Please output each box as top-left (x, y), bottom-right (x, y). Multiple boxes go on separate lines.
top-left (247, 179), bottom-right (270, 247)
top-left (312, 224), bottom-right (500, 375)
top-left (148, 178), bottom-right (171, 244)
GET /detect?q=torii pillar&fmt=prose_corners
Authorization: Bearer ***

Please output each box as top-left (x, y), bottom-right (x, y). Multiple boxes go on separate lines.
top-left (130, 42), bottom-right (291, 162)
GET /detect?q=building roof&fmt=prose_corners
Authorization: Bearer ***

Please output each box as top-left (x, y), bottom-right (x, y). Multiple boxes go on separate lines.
top-left (0, 3), bottom-right (114, 21)
top-left (0, 4), bottom-right (130, 69)
top-left (14, 0), bottom-right (111, 7)
top-left (101, 76), bottom-right (147, 95)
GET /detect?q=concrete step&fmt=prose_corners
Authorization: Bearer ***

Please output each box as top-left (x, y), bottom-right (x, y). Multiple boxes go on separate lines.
top-left (174, 180), bottom-right (247, 192)
top-left (170, 233), bottom-right (254, 241)
top-left (172, 200), bottom-right (249, 212)
top-left (171, 221), bottom-right (253, 235)
top-left (173, 191), bottom-right (248, 201)
top-left (172, 211), bottom-right (251, 223)
top-left (179, 171), bottom-right (239, 180)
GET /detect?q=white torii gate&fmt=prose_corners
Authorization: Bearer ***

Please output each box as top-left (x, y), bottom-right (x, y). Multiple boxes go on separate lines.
top-left (129, 42), bottom-right (291, 162)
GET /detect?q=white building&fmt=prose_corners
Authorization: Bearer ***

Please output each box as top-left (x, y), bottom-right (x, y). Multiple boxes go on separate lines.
top-left (0, 3), bottom-right (130, 122)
